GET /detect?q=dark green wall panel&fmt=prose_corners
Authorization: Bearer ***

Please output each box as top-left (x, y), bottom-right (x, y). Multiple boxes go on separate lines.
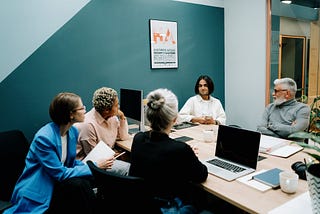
top-left (0, 0), bottom-right (224, 141)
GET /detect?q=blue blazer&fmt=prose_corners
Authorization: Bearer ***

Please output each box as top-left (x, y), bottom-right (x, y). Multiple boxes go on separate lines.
top-left (4, 122), bottom-right (92, 214)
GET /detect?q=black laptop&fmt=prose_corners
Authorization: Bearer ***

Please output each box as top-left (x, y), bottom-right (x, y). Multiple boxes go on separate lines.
top-left (202, 125), bottom-right (261, 181)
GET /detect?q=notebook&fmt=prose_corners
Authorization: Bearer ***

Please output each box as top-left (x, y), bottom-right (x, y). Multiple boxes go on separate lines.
top-left (252, 168), bottom-right (283, 188)
top-left (202, 125), bottom-right (261, 181)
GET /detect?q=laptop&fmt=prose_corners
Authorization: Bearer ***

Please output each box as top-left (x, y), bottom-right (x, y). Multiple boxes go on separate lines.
top-left (202, 125), bottom-right (261, 181)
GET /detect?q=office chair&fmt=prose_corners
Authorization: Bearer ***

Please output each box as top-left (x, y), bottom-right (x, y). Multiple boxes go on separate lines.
top-left (0, 130), bottom-right (30, 213)
top-left (87, 160), bottom-right (161, 214)
top-left (228, 124), bottom-right (242, 129)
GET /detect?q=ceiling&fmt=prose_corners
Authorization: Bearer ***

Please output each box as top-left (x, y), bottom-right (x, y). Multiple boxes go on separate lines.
top-left (290, 0), bottom-right (320, 8)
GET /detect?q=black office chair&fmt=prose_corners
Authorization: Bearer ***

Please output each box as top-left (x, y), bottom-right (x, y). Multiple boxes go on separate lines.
top-left (0, 130), bottom-right (30, 213)
top-left (87, 160), bottom-right (161, 214)
top-left (228, 124), bottom-right (242, 129)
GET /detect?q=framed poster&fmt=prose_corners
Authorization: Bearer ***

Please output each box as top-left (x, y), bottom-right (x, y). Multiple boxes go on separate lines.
top-left (149, 19), bottom-right (178, 69)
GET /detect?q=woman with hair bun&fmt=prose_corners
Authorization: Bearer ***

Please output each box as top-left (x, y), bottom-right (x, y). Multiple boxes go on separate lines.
top-left (129, 88), bottom-right (208, 213)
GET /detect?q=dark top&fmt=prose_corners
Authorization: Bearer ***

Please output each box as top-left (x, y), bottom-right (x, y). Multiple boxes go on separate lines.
top-left (129, 131), bottom-right (208, 202)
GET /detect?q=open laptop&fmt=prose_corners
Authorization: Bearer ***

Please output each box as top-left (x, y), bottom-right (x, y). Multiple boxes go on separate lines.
top-left (202, 125), bottom-right (261, 181)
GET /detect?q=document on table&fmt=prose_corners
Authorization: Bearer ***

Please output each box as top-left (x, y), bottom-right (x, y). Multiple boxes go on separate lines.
top-left (259, 135), bottom-right (303, 158)
top-left (236, 169), bottom-right (272, 192)
top-left (268, 145), bottom-right (303, 158)
top-left (259, 135), bottom-right (288, 153)
top-left (82, 141), bottom-right (115, 163)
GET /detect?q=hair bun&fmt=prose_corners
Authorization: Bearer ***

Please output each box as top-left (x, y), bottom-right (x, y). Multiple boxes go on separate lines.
top-left (147, 97), bottom-right (165, 110)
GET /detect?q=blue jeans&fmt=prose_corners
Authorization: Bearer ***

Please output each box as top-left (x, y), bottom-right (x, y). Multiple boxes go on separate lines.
top-left (106, 159), bottom-right (130, 176)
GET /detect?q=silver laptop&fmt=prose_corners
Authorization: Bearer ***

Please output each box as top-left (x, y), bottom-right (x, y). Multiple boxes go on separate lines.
top-left (202, 125), bottom-right (261, 181)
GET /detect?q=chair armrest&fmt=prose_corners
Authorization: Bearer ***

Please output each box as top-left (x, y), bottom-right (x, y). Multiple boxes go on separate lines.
top-left (0, 200), bottom-right (12, 213)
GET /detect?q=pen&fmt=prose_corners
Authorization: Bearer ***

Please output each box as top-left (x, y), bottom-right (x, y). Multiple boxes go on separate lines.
top-left (114, 151), bottom-right (126, 159)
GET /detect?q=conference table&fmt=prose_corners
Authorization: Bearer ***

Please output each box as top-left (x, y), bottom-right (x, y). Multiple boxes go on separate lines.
top-left (116, 124), bottom-right (310, 214)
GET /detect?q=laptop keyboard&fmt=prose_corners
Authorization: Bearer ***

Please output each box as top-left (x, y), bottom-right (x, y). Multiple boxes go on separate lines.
top-left (207, 159), bottom-right (246, 173)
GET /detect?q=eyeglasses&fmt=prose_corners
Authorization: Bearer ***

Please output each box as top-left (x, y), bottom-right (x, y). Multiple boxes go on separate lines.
top-left (72, 105), bottom-right (86, 112)
top-left (273, 89), bottom-right (288, 93)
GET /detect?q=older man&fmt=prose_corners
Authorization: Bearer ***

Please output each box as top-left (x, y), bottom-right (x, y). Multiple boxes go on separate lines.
top-left (257, 78), bottom-right (310, 140)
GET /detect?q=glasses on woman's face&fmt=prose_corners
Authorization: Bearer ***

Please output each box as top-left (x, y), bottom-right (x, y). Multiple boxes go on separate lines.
top-left (72, 105), bottom-right (86, 112)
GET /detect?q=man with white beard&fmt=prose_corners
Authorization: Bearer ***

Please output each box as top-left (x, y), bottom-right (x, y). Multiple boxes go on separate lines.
top-left (257, 78), bottom-right (310, 140)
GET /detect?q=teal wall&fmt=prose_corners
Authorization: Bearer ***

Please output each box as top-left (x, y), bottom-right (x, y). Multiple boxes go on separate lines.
top-left (0, 0), bottom-right (224, 141)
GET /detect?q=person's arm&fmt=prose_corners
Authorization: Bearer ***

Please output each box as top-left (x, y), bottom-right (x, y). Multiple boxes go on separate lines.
top-left (180, 97), bottom-right (211, 124)
top-left (178, 98), bottom-right (194, 123)
top-left (117, 110), bottom-right (130, 140)
top-left (95, 157), bottom-right (114, 169)
top-left (184, 144), bottom-right (208, 183)
top-left (269, 105), bottom-right (310, 138)
top-left (213, 100), bottom-right (226, 125)
top-left (33, 128), bottom-right (91, 181)
top-left (257, 105), bottom-right (279, 136)
top-left (78, 123), bottom-right (99, 157)
top-left (191, 116), bottom-right (206, 124)
top-left (77, 124), bottom-right (115, 169)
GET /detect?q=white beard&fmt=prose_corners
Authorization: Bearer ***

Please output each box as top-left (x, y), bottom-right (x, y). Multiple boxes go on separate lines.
top-left (274, 97), bottom-right (287, 106)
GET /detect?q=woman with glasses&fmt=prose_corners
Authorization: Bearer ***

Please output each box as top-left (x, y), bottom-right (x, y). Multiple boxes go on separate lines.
top-left (257, 77), bottom-right (310, 140)
top-left (4, 92), bottom-right (109, 214)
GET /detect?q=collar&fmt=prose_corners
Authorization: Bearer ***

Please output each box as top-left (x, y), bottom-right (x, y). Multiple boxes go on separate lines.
top-left (91, 108), bottom-right (107, 125)
top-left (196, 94), bottom-right (212, 102)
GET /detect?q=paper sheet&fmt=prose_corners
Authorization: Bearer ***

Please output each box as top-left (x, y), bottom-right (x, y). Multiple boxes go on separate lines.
top-left (237, 170), bottom-right (272, 192)
top-left (259, 135), bottom-right (288, 153)
top-left (82, 140), bottom-right (115, 163)
top-left (269, 145), bottom-right (303, 158)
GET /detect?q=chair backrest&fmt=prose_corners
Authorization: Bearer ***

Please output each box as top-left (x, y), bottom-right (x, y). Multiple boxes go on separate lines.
top-left (87, 160), bottom-right (161, 213)
top-left (0, 130), bottom-right (29, 201)
top-left (228, 124), bottom-right (242, 129)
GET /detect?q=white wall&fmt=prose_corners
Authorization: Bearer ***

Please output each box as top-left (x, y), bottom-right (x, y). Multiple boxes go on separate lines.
top-left (174, 0), bottom-right (224, 7)
top-left (0, 0), bottom-right (90, 82)
top-left (281, 17), bottom-right (310, 37)
top-left (224, 0), bottom-right (267, 130)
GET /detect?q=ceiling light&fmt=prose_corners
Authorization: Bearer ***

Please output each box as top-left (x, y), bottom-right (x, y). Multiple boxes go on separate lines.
top-left (281, 0), bottom-right (292, 4)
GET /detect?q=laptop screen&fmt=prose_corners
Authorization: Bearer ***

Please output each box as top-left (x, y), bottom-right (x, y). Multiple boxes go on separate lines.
top-left (215, 125), bottom-right (261, 169)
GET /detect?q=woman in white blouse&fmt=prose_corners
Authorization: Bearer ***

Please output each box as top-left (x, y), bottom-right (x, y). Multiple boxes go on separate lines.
top-left (179, 75), bottom-right (226, 125)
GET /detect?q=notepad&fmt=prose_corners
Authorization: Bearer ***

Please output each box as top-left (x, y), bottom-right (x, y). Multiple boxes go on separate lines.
top-left (237, 169), bottom-right (272, 192)
top-left (259, 135), bottom-right (303, 158)
top-left (268, 145), bottom-right (303, 158)
top-left (252, 168), bottom-right (283, 188)
top-left (259, 135), bottom-right (288, 153)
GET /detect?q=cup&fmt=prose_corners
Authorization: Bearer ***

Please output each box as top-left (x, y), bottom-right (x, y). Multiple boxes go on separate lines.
top-left (279, 171), bottom-right (299, 194)
top-left (203, 130), bottom-right (214, 142)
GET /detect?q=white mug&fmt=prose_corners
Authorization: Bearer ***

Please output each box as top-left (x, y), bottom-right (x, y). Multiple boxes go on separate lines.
top-left (279, 171), bottom-right (299, 194)
top-left (202, 130), bottom-right (214, 142)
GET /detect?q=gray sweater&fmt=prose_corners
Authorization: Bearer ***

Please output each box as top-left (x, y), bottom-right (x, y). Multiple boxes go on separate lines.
top-left (257, 99), bottom-right (310, 139)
